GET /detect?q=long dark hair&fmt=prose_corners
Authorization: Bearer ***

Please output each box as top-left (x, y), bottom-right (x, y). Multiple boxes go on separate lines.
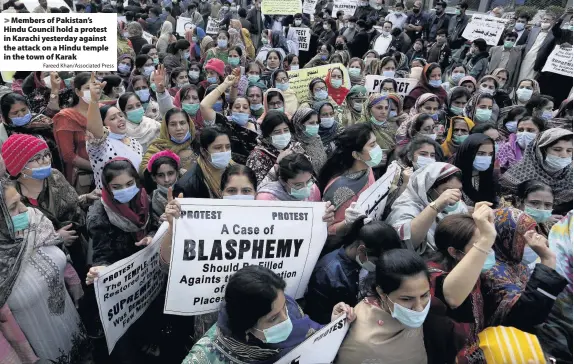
top-left (430, 214), bottom-right (477, 271)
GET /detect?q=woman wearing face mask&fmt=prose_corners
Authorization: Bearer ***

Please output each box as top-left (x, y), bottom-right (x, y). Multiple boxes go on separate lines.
top-left (246, 82), bottom-right (267, 119)
top-left (117, 54), bottom-right (135, 86)
top-left (166, 67), bottom-right (190, 97)
top-left (283, 54), bottom-right (299, 72)
top-left (496, 105), bottom-right (527, 142)
top-left (407, 93), bottom-right (444, 141)
top-left (525, 95), bottom-right (555, 122)
top-left (512, 78), bottom-right (540, 106)
top-left (453, 134), bottom-right (498, 207)
top-left (140, 108), bottom-right (197, 175)
top-left (187, 61), bottom-right (203, 86)
top-left (395, 113), bottom-right (439, 150)
top-left (256, 153), bottom-right (321, 201)
top-left (501, 128), bottom-right (573, 214)
top-left (446, 86), bottom-right (470, 119)
top-left (318, 18), bottom-right (337, 46)
top-left (256, 88), bottom-right (291, 124)
top-left (341, 85), bottom-right (368, 126)
top-left (406, 39), bottom-right (426, 64)
top-left (247, 110), bottom-right (305, 184)
top-left (178, 265), bottom-right (354, 363)
top-left (128, 75), bottom-right (162, 121)
top-left (441, 63), bottom-right (467, 93)
top-left (490, 68), bottom-right (513, 104)
top-left (156, 21), bottom-right (176, 54)
top-left (306, 219), bottom-right (402, 325)
top-left (386, 92), bottom-right (408, 126)
top-left (404, 63), bottom-right (448, 112)
top-left (347, 57), bottom-right (366, 86)
top-left (360, 93), bottom-right (396, 167)
top-left (313, 101), bottom-right (341, 156)
top-left (298, 78), bottom-right (338, 110)
top-left (497, 115), bottom-right (544, 173)
top-left (476, 76), bottom-right (502, 121)
top-left (367, 56), bottom-right (396, 80)
top-left (463, 92), bottom-right (495, 125)
top-left (22, 71), bottom-right (74, 117)
top-left (260, 50), bottom-right (283, 87)
top-left (457, 75), bottom-right (477, 94)
top-left (185, 27), bottom-right (206, 62)
top-left (202, 76), bottom-right (259, 165)
top-left (52, 72), bottom-right (94, 191)
top-left (291, 108), bottom-right (328, 174)
top-left (117, 91), bottom-right (161, 152)
top-left (131, 54), bottom-right (156, 82)
top-left (318, 124), bottom-right (377, 237)
top-left (173, 127), bottom-right (234, 198)
top-left (441, 116), bottom-right (474, 159)
top-left (200, 58), bottom-right (226, 89)
top-left (101, 74), bottom-right (125, 101)
top-left (146, 150), bottom-right (180, 226)
top-left (325, 67), bottom-right (349, 107)
top-left (204, 30), bottom-right (230, 64)
top-left (271, 69), bottom-right (299, 115)
top-left (0, 179), bottom-right (91, 364)
top-left (85, 75), bottom-right (143, 191)
top-left (336, 248), bottom-right (465, 364)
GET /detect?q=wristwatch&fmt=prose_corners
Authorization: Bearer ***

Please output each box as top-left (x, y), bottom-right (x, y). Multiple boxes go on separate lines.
top-left (429, 201), bottom-right (440, 212)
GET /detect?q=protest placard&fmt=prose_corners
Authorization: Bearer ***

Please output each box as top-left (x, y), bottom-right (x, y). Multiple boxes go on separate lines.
top-left (0, 13), bottom-right (117, 71)
top-left (302, 0), bottom-right (318, 14)
top-left (142, 31), bottom-right (154, 45)
top-left (461, 14), bottom-right (508, 46)
top-left (331, 0), bottom-right (358, 17)
top-left (292, 27), bottom-right (310, 51)
top-left (365, 76), bottom-right (418, 97)
top-left (205, 16), bottom-right (221, 35)
top-left (176, 16), bottom-right (193, 36)
top-left (286, 63), bottom-right (350, 100)
top-left (94, 223), bottom-right (168, 353)
top-left (163, 198), bottom-right (327, 316)
top-left (261, 0), bottom-right (302, 15)
top-left (356, 162), bottom-right (400, 220)
top-left (275, 314), bottom-right (349, 364)
top-left (542, 45), bottom-right (573, 78)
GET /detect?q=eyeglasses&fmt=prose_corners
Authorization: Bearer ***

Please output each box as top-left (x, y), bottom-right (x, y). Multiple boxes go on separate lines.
top-left (28, 151), bottom-right (52, 164)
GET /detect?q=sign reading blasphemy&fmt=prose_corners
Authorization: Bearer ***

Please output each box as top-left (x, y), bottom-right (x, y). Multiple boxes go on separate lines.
top-left (331, 0), bottom-right (358, 17)
top-left (542, 45), bottom-right (573, 78)
top-left (164, 199), bottom-right (328, 316)
top-left (292, 27), bottom-right (311, 51)
top-left (357, 162), bottom-right (400, 220)
top-left (95, 223), bottom-right (168, 353)
top-left (205, 17), bottom-right (221, 35)
top-left (275, 314), bottom-right (349, 364)
top-left (261, 0), bottom-right (302, 15)
top-left (287, 64), bottom-right (350, 101)
top-left (365, 76), bottom-right (418, 97)
top-left (461, 14), bottom-right (508, 46)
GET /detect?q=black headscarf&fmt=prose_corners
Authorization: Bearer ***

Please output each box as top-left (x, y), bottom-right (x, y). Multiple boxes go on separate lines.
top-left (453, 133), bottom-right (497, 205)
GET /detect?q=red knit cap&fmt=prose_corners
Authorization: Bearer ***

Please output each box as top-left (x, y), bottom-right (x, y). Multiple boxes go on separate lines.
top-left (2, 134), bottom-right (49, 176)
top-left (205, 58), bottom-right (225, 78)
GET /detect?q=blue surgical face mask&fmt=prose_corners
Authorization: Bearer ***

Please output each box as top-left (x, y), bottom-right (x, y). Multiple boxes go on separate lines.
top-left (331, 79), bottom-right (343, 88)
top-left (271, 133), bottom-right (291, 150)
top-left (210, 150), bottom-right (232, 169)
top-left (213, 101), bottom-right (223, 112)
top-left (276, 82), bottom-right (289, 91)
top-left (126, 107), bottom-right (145, 123)
top-left (481, 249), bottom-right (496, 272)
top-left (248, 75), bottom-right (260, 83)
top-left (304, 124), bottom-right (319, 136)
top-left (475, 109), bottom-right (492, 122)
top-left (228, 57), bottom-right (240, 66)
top-left (170, 131), bottom-right (191, 144)
top-left (207, 76), bottom-right (219, 84)
top-left (545, 154), bottom-right (572, 171)
top-left (222, 194), bottom-right (255, 200)
top-left (522, 246), bottom-right (539, 265)
top-left (118, 63), bottom-right (131, 74)
top-left (541, 110), bottom-right (553, 121)
top-left (254, 306), bottom-right (293, 343)
top-left (389, 110), bottom-right (398, 118)
top-left (430, 113), bottom-right (439, 121)
top-left (525, 206), bottom-right (552, 223)
top-left (413, 155), bottom-right (435, 170)
top-left (26, 165), bottom-right (52, 180)
top-left (320, 117), bottom-right (335, 129)
top-left (382, 70), bottom-right (395, 78)
top-left (182, 103), bottom-right (200, 115)
top-left (450, 106), bottom-right (463, 115)
top-left (505, 121), bottom-right (518, 133)
top-left (108, 131), bottom-right (126, 140)
top-left (112, 184), bottom-right (140, 203)
top-left (473, 155), bottom-right (492, 171)
top-left (143, 66), bottom-right (155, 77)
top-left (218, 39), bottom-right (228, 48)
top-left (135, 89), bottom-right (151, 103)
top-left (11, 113), bottom-right (32, 126)
top-left (231, 112), bottom-right (250, 126)
top-left (250, 103), bottom-right (264, 111)
top-left (516, 131), bottom-right (536, 149)
top-left (443, 200), bottom-right (461, 213)
top-left (429, 79), bottom-right (442, 88)
top-left (314, 90), bottom-right (328, 100)
top-left (451, 72), bottom-right (464, 83)
top-left (289, 181), bottom-right (312, 200)
top-left (387, 294), bottom-right (431, 328)
top-left (290, 65), bottom-right (299, 71)
top-left (12, 211), bottom-right (29, 231)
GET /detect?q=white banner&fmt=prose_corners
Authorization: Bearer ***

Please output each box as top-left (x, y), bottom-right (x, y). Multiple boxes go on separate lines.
top-left (275, 314), bottom-right (349, 364)
top-left (262, 0), bottom-right (302, 15)
top-left (461, 14), bottom-right (508, 46)
top-left (542, 45), bottom-right (573, 78)
top-left (365, 76), bottom-right (418, 97)
top-left (176, 16), bottom-right (193, 36)
top-left (164, 198), bottom-right (328, 316)
top-left (142, 31), bottom-right (153, 44)
top-left (302, 0), bottom-right (317, 14)
top-left (356, 162), bottom-right (400, 220)
top-left (205, 16), bottom-right (221, 35)
top-left (94, 223), bottom-right (168, 353)
top-left (331, 0), bottom-right (357, 17)
top-left (292, 27), bottom-right (310, 51)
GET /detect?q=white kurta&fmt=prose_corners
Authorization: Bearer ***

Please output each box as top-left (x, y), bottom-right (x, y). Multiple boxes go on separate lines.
top-left (518, 31), bottom-right (548, 81)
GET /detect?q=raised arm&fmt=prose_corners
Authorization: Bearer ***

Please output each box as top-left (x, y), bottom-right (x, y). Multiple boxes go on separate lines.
top-left (86, 72), bottom-right (106, 139)
top-left (200, 73), bottom-right (237, 122)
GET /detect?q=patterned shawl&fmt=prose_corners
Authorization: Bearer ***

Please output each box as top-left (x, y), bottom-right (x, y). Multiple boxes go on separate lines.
top-left (441, 116), bottom-right (475, 158)
top-left (348, 57), bottom-right (366, 87)
top-left (291, 108), bottom-right (327, 174)
top-left (360, 93), bottom-right (398, 152)
top-left (322, 169), bottom-right (370, 210)
top-left (341, 85), bottom-right (368, 127)
top-left (500, 128), bottom-right (573, 205)
top-left (512, 78), bottom-right (540, 105)
top-left (312, 100), bottom-right (340, 151)
top-left (481, 208), bottom-right (535, 326)
top-left (463, 91), bottom-right (490, 122)
top-left (395, 93), bottom-right (440, 146)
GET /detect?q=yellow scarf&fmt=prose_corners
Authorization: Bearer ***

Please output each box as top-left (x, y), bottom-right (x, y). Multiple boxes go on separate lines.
top-left (197, 156), bottom-right (235, 199)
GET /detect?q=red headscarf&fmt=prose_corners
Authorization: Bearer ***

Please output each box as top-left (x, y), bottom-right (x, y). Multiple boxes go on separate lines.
top-left (101, 157), bottom-right (150, 240)
top-left (325, 68), bottom-right (349, 106)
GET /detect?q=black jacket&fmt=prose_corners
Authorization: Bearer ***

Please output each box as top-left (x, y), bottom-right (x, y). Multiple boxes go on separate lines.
top-left (173, 163), bottom-right (211, 198)
top-left (347, 30), bottom-right (370, 58)
top-left (128, 36), bottom-right (148, 55)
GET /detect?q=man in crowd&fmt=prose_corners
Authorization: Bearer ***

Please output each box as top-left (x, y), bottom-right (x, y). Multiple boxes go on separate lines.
top-left (488, 31), bottom-right (524, 88)
top-left (427, 1), bottom-right (449, 43)
top-left (354, 0), bottom-right (373, 21)
top-left (427, 28), bottom-right (451, 71)
top-left (247, 0), bottom-right (264, 48)
top-left (33, 0), bottom-right (49, 13)
top-left (518, 12), bottom-right (558, 82)
top-left (448, 1), bottom-right (469, 50)
top-left (198, 0), bottom-right (212, 29)
top-left (347, 19), bottom-right (371, 57)
top-left (147, 7), bottom-right (163, 36)
top-left (339, 16), bottom-right (358, 42)
top-left (404, 0), bottom-right (427, 43)
top-left (385, 2), bottom-right (407, 30)
top-left (513, 13), bottom-right (532, 46)
top-left (371, 20), bottom-right (393, 55)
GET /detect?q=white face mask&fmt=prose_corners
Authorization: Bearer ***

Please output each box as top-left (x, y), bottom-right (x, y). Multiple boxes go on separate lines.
top-left (413, 155), bottom-right (435, 169)
top-left (82, 90), bottom-right (91, 104)
top-left (43, 75), bottom-right (53, 89)
top-left (271, 133), bottom-right (291, 150)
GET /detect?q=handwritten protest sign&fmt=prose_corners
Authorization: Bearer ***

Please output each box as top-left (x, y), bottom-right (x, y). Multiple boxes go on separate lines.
top-left (94, 223), bottom-right (168, 353)
top-left (331, 0), bottom-right (358, 17)
top-left (142, 31), bottom-right (153, 44)
top-left (275, 314), bottom-right (349, 364)
top-left (176, 16), bottom-right (193, 36)
top-left (286, 63), bottom-right (350, 100)
top-left (302, 0), bottom-right (318, 14)
top-left (292, 27), bottom-right (310, 51)
top-left (462, 14), bottom-right (508, 46)
top-left (164, 199), bottom-right (328, 316)
top-left (542, 45), bottom-right (573, 78)
top-left (356, 162), bottom-right (400, 220)
top-left (365, 76), bottom-right (418, 97)
top-left (261, 0), bottom-right (302, 15)
top-left (205, 16), bottom-right (220, 35)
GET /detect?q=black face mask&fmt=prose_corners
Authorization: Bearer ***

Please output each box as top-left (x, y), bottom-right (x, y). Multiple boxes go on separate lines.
top-left (335, 43), bottom-right (344, 50)
top-left (413, 8), bottom-right (420, 13)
